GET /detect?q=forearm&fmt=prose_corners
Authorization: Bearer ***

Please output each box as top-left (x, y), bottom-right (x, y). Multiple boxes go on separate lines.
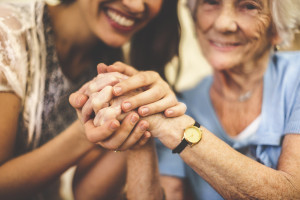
top-left (0, 120), bottom-right (95, 199)
top-left (73, 149), bottom-right (127, 200)
top-left (126, 139), bottom-right (164, 200)
top-left (155, 116), bottom-right (300, 199)
top-left (180, 128), bottom-right (299, 199)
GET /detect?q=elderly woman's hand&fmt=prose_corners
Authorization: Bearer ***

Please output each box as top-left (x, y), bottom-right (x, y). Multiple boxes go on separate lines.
top-left (98, 62), bottom-right (187, 118)
top-left (71, 72), bottom-right (128, 123)
top-left (70, 83), bottom-right (151, 151)
top-left (89, 87), bottom-right (151, 150)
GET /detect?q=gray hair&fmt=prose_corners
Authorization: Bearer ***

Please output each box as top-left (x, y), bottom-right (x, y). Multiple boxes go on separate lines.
top-left (271, 0), bottom-right (300, 47)
top-left (187, 0), bottom-right (300, 47)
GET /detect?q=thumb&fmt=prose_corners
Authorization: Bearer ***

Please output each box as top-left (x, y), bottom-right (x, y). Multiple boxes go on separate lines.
top-left (69, 92), bottom-right (88, 109)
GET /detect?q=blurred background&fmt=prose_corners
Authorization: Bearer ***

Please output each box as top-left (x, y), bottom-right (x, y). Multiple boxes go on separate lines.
top-left (1, 0), bottom-right (299, 199)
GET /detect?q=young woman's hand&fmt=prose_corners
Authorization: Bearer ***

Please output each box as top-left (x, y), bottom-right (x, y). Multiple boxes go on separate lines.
top-left (98, 62), bottom-right (187, 118)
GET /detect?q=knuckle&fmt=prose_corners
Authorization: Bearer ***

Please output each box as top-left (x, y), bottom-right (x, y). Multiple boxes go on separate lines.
top-left (150, 71), bottom-right (159, 78)
top-left (137, 72), bottom-right (148, 84)
top-left (96, 74), bottom-right (104, 79)
top-left (114, 61), bottom-right (122, 66)
top-left (108, 75), bottom-right (118, 83)
top-left (130, 133), bottom-right (141, 144)
top-left (109, 143), bottom-right (119, 150)
top-left (86, 133), bottom-right (98, 143)
top-left (181, 102), bottom-right (187, 112)
top-left (152, 88), bottom-right (163, 98)
top-left (169, 95), bottom-right (178, 105)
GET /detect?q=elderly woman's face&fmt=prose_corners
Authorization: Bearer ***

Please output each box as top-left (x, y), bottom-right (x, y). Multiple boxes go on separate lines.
top-left (194, 0), bottom-right (277, 70)
top-left (77, 0), bottom-right (163, 47)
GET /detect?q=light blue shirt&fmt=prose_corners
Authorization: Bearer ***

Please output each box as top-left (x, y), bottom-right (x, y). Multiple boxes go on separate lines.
top-left (156, 51), bottom-right (300, 199)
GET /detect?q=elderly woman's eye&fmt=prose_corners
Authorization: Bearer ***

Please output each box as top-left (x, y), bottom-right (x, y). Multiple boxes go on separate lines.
top-left (244, 3), bottom-right (258, 10)
top-left (239, 0), bottom-right (262, 11)
top-left (203, 0), bottom-right (220, 5)
top-left (238, 1), bottom-right (262, 15)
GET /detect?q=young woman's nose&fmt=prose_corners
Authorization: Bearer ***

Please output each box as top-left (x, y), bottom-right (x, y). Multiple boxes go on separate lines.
top-left (122, 0), bottom-right (145, 13)
top-left (214, 4), bottom-right (238, 33)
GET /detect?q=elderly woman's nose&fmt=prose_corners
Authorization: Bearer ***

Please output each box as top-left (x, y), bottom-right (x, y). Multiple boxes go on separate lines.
top-left (122, 0), bottom-right (145, 13)
top-left (214, 5), bottom-right (238, 33)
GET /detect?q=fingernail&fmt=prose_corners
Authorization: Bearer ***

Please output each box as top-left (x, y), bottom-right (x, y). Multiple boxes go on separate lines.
top-left (144, 131), bottom-right (151, 138)
top-left (113, 86), bottom-right (122, 95)
top-left (131, 114), bottom-right (138, 124)
top-left (139, 123), bottom-right (147, 131)
top-left (110, 121), bottom-right (119, 130)
top-left (76, 95), bottom-right (85, 106)
top-left (123, 102), bottom-right (132, 110)
top-left (140, 107), bottom-right (149, 115)
top-left (166, 110), bottom-right (174, 116)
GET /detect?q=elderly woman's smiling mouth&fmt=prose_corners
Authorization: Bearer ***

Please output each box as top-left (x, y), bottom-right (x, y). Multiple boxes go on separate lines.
top-left (209, 39), bottom-right (242, 51)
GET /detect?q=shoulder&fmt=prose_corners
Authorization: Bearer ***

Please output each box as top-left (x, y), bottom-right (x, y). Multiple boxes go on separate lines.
top-left (267, 51), bottom-right (300, 85)
top-left (274, 51), bottom-right (300, 62)
top-left (265, 51), bottom-right (300, 132)
top-left (266, 51), bottom-right (300, 100)
top-left (0, 1), bottom-right (44, 32)
top-left (0, 1), bottom-right (45, 98)
top-left (271, 51), bottom-right (300, 73)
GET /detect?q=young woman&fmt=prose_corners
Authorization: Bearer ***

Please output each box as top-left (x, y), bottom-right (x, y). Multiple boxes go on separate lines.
top-left (0, 0), bottom-right (182, 199)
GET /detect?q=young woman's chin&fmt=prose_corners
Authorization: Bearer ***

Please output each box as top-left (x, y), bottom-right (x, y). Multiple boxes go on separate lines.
top-left (97, 32), bottom-right (130, 47)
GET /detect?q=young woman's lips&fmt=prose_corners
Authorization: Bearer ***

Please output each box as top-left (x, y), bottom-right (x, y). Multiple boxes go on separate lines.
top-left (105, 8), bottom-right (138, 32)
top-left (210, 40), bottom-right (241, 52)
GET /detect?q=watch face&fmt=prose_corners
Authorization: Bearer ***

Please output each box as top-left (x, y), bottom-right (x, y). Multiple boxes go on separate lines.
top-left (184, 126), bottom-right (202, 143)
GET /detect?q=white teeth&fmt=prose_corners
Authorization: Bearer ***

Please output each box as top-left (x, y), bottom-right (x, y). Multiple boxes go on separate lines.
top-left (107, 9), bottom-right (135, 27)
top-left (213, 42), bottom-right (237, 47)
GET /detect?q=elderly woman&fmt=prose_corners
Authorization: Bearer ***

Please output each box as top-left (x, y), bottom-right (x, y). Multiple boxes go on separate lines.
top-left (73, 0), bottom-right (300, 199)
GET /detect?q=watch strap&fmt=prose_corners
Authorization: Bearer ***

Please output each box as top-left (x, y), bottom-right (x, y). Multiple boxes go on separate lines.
top-left (172, 121), bottom-right (201, 154)
top-left (172, 138), bottom-right (189, 154)
top-left (194, 121), bottom-right (200, 128)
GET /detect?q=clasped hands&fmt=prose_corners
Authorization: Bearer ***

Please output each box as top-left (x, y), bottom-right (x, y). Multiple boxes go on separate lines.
top-left (69, 62), bottom-right (186, 151)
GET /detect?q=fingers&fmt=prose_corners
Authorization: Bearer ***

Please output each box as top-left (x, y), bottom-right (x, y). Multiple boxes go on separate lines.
top-left (69, 92), bottom-right (89, 109)
top-left (97, 63), bottom-right (109, 74)
top-left (84, 119), bottom-right (120, 143)
top-left (81, 86), bottom-right (116, 122)
top-left (132, 131), bottom-right (152, 149)
top-left (91, 86), bottom-right (114, 113)
top-left (93, 106), bottom-right (121, 126)
top-left (120, 85), bottom-right (172, 114)
top-left (117, 120), bottom-right (150, 151)
top-left (135, 93), bottom-right (178, 117)
top-left (84, 72), bottom-right (128, 97)
top-left (98, 112), bottom-right (140, 150)
top-left (164, 102), bottom-right (187, 118)
top-left (112, 71), bottom-right (161, 96)
top-left (116, 82), bottom-right (175, 115)
top-left (85, 110), bottom-right (151, 151)
top-left (97, 62), bottom-right (138, 76)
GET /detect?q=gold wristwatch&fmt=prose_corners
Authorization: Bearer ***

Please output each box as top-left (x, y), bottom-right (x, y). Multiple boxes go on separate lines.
top-left (172, 121), bottom-right (202, 154)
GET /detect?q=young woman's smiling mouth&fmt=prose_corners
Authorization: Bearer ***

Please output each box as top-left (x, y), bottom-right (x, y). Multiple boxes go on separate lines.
top-left (105, 7), bottom-right (141, 32)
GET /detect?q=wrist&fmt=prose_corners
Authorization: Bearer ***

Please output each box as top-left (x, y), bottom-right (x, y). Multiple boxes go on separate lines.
top-left (156, 115), bottom-right (195, 150)
top-left (72, 120), bottom-right (95, 150)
